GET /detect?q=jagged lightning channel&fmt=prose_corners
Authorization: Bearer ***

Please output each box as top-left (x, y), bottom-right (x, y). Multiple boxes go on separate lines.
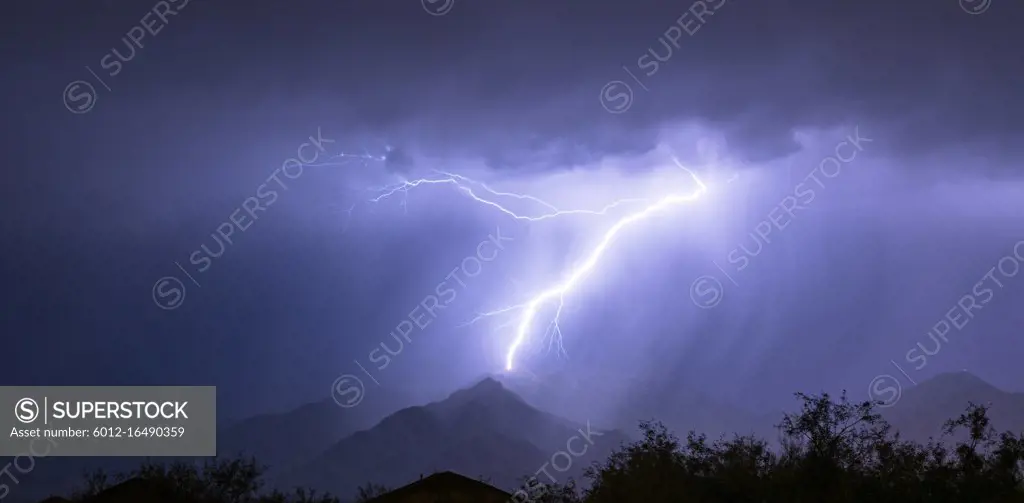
top-left (369, 170), bottom-right (649, 221)
top-left (367, 163), bottom-right (708, 372)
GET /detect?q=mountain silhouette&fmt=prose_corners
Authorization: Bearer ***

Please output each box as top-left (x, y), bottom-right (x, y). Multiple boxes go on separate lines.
top-left (216, 382), bottom-right (413, 483)
top-left (278, 377), bottom-right (630, 497)
top-left (218, 399), bottom-right (370, 477)
top-left (883, 370), bottom-right (1024, 442)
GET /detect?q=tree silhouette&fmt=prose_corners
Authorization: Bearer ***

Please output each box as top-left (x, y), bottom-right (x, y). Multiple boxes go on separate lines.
top-left (63, 392), bottom-right (1024, 503)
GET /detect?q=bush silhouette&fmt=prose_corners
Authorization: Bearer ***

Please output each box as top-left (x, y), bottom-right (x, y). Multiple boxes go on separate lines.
top-left (574, 392), bottom-right (1024, 503)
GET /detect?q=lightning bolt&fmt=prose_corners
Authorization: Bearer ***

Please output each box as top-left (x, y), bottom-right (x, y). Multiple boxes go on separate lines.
top-left (492, 169), bottom-right (706, 371)
top-left (365, 160), bottom-right (709, 372)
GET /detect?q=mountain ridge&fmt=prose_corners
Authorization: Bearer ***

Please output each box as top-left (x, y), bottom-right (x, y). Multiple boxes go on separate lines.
top-left (277, 376), bottom-right (630, 496)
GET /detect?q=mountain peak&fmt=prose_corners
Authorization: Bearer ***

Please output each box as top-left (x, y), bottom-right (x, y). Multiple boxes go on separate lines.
top-left (919, 370), bottom-right (999, 394)
top-left (427, 375), bottom-right (535, 423)
top-left (471, 376), bottom-right (505, 392)
top-left (446, 376), bottom-right (523, 406)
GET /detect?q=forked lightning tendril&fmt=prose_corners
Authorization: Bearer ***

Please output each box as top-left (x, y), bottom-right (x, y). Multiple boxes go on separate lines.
top-left (306, 150), bottom-right (389, 169)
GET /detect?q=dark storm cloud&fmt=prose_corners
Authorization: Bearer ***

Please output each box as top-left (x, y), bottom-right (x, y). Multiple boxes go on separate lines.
top-left (162, 0), bottom-right (1020, 175)
top-left (7, 0), bottom-right (1018, 210)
